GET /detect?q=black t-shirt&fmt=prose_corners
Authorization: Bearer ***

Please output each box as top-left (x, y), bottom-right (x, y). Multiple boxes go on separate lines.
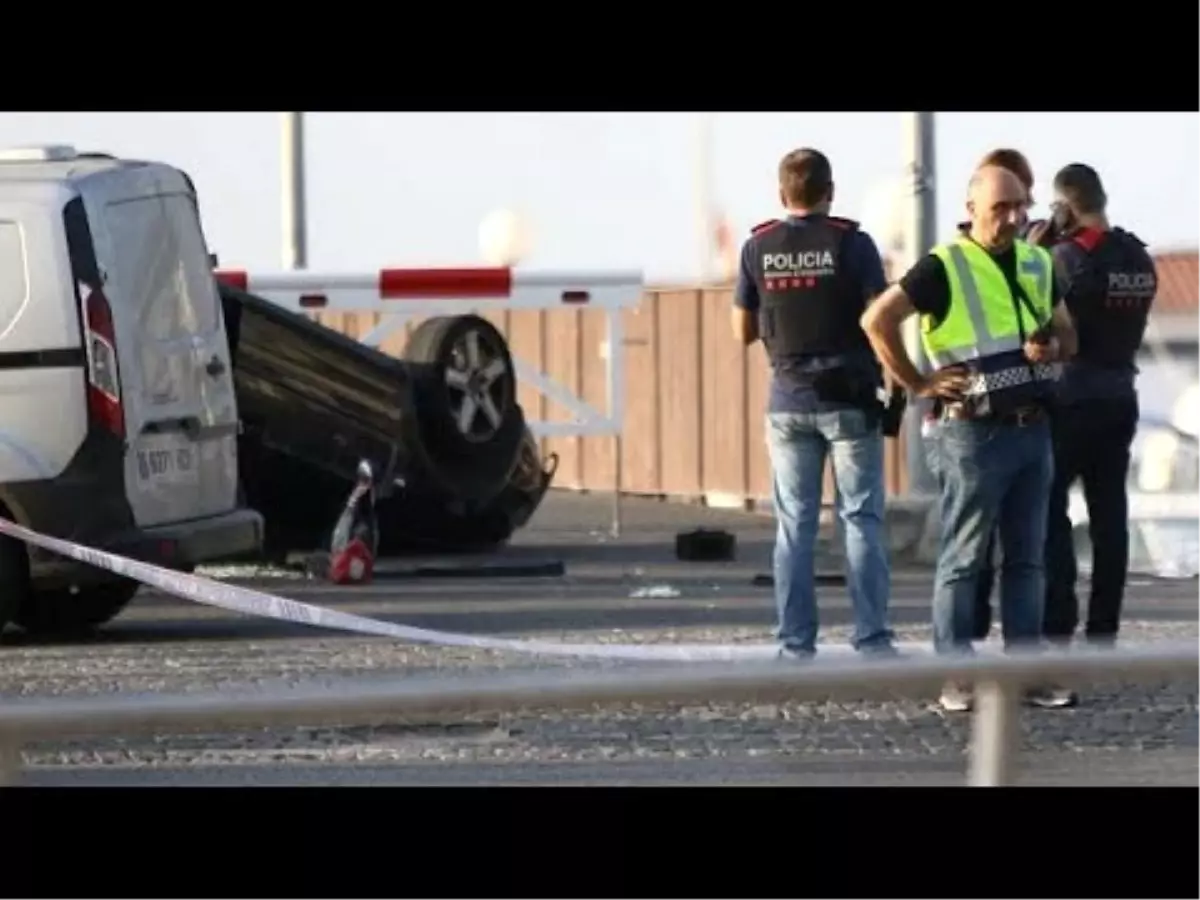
top-left (899, 243), bottom-right (1062, 328)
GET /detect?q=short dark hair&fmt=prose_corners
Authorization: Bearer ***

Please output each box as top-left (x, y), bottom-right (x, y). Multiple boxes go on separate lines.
top-left (1053, 163), bottom-right (1107, 214)
top-left (977, 148), bottom-right (1034, 193)
top-left (778, 148), bottom-right (832, 207)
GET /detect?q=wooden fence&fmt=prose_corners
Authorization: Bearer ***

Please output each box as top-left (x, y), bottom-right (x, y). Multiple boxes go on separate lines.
top-left (315, 286), bottom-right (914, 508)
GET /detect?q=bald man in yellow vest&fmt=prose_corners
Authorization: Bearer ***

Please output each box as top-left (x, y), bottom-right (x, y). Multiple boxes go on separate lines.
top-left (861, 165), bottom-right (1079, 713)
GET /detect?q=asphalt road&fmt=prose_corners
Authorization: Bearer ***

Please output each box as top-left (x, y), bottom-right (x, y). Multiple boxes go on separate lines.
top-left (3, 491), bottom-right (1197, 786)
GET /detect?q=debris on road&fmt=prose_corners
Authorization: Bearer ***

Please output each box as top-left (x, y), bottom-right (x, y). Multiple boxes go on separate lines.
top-left (629, 584), bottom-right (682, 599)
top-left (324, 461), bottom-right (380, 585)
top-left (675, 529), bottom-right (736, 562)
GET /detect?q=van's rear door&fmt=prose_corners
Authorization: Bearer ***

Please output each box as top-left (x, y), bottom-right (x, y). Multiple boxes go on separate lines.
top-left (90, 175), bottom-right (239, 528)
top-left (155, 191), bottom-right (240, 522)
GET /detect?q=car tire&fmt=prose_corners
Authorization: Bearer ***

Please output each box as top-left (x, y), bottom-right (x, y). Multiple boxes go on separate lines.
top-left (401, 315), bottom-right (526, 504)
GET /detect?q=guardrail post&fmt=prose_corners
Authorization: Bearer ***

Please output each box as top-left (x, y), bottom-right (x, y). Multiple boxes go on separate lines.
top-left (0, 736), bottom-right (23, 786)
top-left (967, 679), bottom-right (1020, 786)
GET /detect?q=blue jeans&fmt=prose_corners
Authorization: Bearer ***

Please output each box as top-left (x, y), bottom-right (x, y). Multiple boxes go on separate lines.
top-left (923, 421), bottom-right (998, 641)
top-left (766, 408), bottom-right (893, 654)
top-left (931, 416), bottom-right (1053, 654)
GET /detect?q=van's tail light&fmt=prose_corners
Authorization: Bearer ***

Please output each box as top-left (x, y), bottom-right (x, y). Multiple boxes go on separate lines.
top-left (83, 286), bottom-right (124, 438)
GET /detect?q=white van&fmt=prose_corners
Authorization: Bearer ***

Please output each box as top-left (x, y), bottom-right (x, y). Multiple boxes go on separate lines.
top-left (0, 145), bottom-right (262, 634)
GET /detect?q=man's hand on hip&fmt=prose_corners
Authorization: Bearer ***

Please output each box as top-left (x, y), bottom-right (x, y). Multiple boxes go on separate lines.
top-left (915, 365), bottom-right (971, 401)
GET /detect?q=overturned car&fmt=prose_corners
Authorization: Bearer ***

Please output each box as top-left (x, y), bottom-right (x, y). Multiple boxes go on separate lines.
top-left (214, 262), bottom-right (643, 564)
top-left (219, 282), bottom-right (559, 560)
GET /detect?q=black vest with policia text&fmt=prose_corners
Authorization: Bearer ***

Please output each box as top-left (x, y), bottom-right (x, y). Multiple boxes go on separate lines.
top-left (749, 216), bottom-right (872, 361)
top-left (1063, 225), bottom-right (1157, 371)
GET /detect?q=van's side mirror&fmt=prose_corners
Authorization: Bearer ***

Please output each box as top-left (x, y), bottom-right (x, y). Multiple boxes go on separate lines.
top-left (208, 253), bottom-right (220, 269)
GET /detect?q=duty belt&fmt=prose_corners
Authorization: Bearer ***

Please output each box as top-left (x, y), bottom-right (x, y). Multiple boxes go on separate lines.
top-left (941, 402), bottom-right (1047, 427)
top-left (963, 361), bottom-right (1061, 397)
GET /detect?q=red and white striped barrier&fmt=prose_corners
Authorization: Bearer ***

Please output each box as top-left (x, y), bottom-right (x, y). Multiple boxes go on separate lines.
top-left (214, 265), bottom-right (644, 452)
top-left (215, 266), bottom-right (643, 314)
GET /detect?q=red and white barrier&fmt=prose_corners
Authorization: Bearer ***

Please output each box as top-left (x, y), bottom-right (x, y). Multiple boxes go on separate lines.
top-left (214, 267), bottom-right (641, 314)
top-left (214, 264), bottom-right (645, 481)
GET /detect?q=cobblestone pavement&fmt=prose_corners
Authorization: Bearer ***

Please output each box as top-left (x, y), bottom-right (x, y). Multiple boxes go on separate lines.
top-left (3, 492), bottom-right (1196, 785)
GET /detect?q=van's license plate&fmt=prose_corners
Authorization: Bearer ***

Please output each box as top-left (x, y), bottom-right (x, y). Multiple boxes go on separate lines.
top-left (136, 446), bottom-right (195, 483)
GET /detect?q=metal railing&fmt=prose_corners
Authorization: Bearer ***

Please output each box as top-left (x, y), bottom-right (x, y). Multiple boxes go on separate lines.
top-left (0, 640), bottom-right (1194, 786)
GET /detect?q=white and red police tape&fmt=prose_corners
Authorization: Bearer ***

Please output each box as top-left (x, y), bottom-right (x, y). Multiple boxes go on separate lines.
top-left (0, 516), bottom-right (979, 661)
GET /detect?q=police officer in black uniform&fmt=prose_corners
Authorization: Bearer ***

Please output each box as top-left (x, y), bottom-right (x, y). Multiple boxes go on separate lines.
top-left (732, 147), bottom-right (897, 659)
top-left (1041, 163), bottom-right (1158, 651)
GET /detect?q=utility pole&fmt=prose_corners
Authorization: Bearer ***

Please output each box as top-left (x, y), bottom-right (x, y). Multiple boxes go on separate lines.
top-left (902, 112), bottom-right (938, 495)
top-left (281, 112), bottom-right (308, 270)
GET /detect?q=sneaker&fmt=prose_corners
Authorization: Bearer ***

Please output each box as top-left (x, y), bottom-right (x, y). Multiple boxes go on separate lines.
top-left (939, 682), bottom-right (973, 712)
top-left (1024, 685), bottom-right (1078, 708)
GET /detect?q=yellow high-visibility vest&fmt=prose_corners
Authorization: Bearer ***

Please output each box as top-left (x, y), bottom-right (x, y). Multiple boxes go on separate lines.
top-left (921, 237), bottom-right (1058, 400)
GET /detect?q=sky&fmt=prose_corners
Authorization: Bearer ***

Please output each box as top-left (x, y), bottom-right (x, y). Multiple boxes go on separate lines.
top-left (0, 112), bottom-right (1194, 282)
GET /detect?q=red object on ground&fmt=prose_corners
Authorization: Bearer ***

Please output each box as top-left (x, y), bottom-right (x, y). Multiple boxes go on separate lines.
top-left (328, 538), bottom-right (374, 585)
